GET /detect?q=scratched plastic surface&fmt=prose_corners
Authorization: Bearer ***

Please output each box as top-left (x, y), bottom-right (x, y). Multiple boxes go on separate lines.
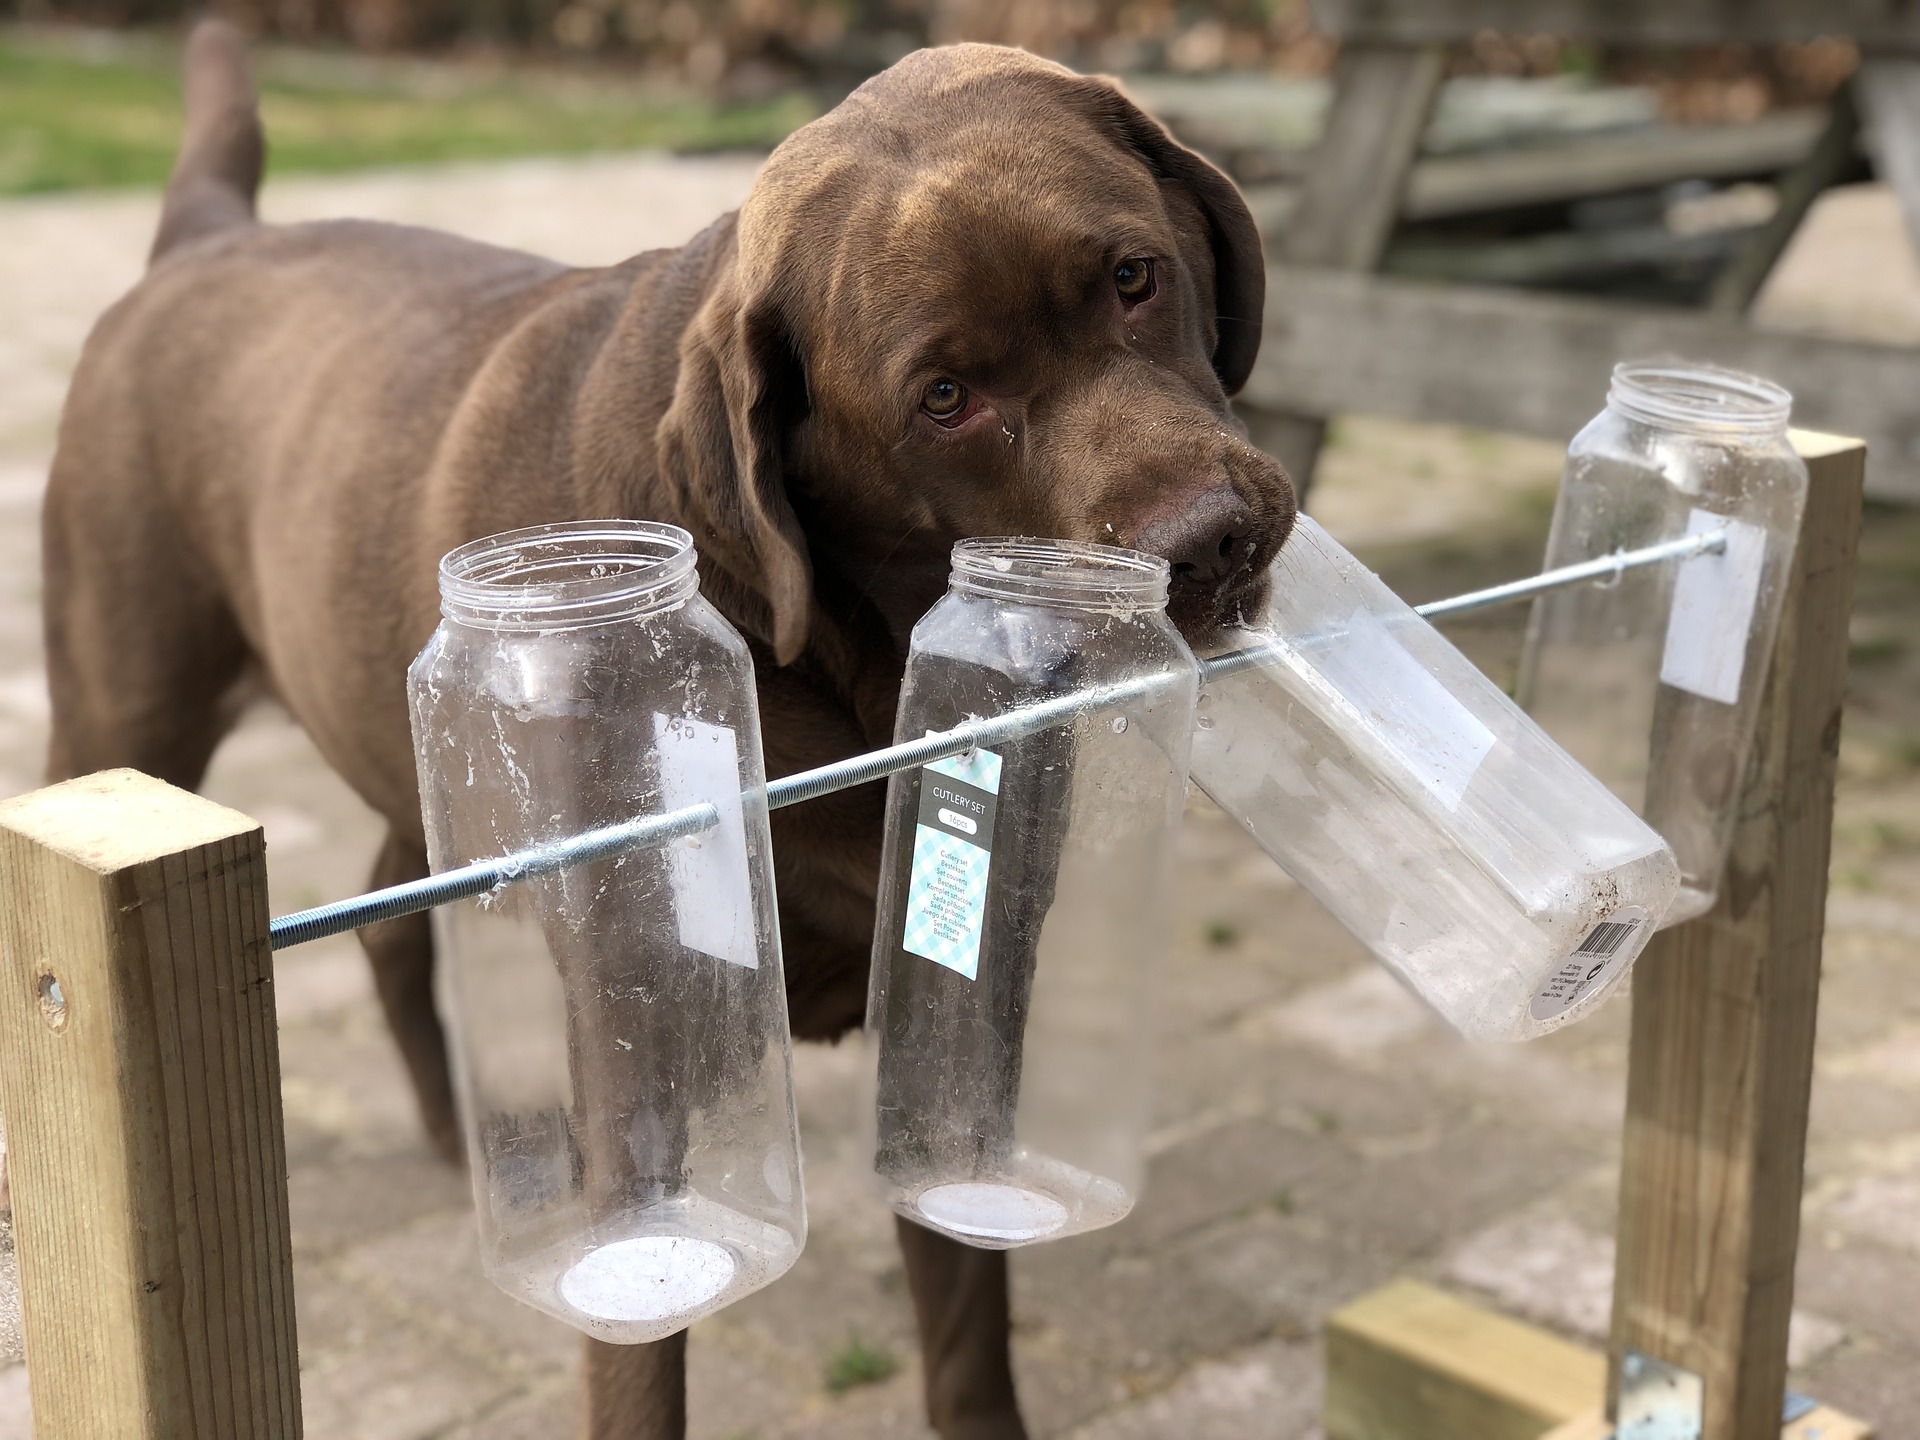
top-left (409, 521), bottom-right (802, 1342)
top-left (1191, 515), bottom-right (1678, 1042)
top-left (867, 540), bottom-right (1198, 1249)
top-left (1518, 362), bottom-right (1808, 925)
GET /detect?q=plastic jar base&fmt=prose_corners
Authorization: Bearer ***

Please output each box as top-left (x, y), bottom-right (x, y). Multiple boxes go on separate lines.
top-left (559, 1235), bottom-right (738, 1324)
top-left (913, 1182), bottom-right (1071, 1242)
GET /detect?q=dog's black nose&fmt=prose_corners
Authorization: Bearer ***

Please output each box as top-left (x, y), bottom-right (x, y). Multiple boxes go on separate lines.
top-left (1136, 488), bottom-right (1255, 587)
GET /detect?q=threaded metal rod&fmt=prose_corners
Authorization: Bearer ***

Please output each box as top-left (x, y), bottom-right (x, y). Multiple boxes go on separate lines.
top-left (1414, 527), bottom-right (1726, 621)
top-left (267, 529), bottom-right (1724, 949)
top-left (1200, 527), bottom-right (1729, 682)
top-left (266, 802), bottom-right (720, 949)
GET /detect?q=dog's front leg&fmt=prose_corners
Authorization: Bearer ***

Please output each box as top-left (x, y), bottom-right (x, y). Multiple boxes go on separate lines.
top-left (359, 830), bottom-right (462, 1164)
top-left (896, 1216), bottom-right (1028, 1440)
top-left (583, 1331), bottom-right (687, 1440)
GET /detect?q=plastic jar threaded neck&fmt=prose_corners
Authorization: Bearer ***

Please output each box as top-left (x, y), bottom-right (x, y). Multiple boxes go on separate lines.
top-left (949, 538), bottom-right (1171, 612)
top-left (438, 520), bottom-right (699, 631)
top-left (1605, 361), bottom-right (1792, 439)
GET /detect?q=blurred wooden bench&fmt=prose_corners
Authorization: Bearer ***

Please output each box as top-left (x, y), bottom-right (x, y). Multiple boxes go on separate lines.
top-left (1240, 1), bottom-right (1920, 501)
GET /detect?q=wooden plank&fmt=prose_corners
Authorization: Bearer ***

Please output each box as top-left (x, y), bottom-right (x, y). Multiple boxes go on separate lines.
top-left (1856, 59), bottom-right (1920, 256)
top-left (1324, 1283), bottom-right (1875, 1440)
top-left (1784, 1405), bottom-right (1877, 1440)
top-left (0, 769), bottom-right (300, 1439)
top-left (1325, 1280), bottom-right (1603, 1440)
top-left (1403, 112), bottom-right (1826, 222)
top-left (1245, 266), bottom-right (1920, 499)
top-left (1542, 1413), bottom-right (1612, 1440)
top-left (1607, 436), bottom-right (1864, 1440)
top-left (1282, 45), bottom-right (1446, 270)
top-left (1383, 221), bottom-right (1748, 288)
top-left (1548, 1403), bottom-right (1874, 1440)
top-left (1311, 0), bottom-right (1920, 50)
top-left (1709, 92), bottom-right (1862, 314)
top-left (1241, 42), bottom-right (1446, 499)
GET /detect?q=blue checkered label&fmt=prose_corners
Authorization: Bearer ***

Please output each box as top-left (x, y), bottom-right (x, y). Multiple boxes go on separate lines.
top-left (902, 747), bottom-right (1002, 980)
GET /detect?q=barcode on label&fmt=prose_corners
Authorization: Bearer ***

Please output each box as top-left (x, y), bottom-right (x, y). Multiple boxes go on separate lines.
top-left (1531, 905), bottom-right (1651, 1024)
top-left (1575, 919), bottom-right (1641, 959)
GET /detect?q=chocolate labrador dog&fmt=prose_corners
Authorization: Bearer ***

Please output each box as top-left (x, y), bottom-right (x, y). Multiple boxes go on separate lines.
top-left (42, 20), bottom-right (1293, 1438)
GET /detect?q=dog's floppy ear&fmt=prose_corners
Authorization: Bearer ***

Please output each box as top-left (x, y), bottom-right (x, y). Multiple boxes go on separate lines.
top-left (1082, 80), bottom-right (1267, 396)
top-left (658, 250), bottom-right (813, 666)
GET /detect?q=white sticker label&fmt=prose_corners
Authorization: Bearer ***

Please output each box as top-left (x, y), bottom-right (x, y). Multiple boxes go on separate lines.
top-left (1529, 905), bottom-right (1649, 1022)
top-left (1659, 510), bottom-right (1768, 706)
top-left (1318, 607), bottom-right (1496, 811)
top-left (654, 713), bottom-right (757, 969)
top-left (901, 747), bottom-right (1002, 981)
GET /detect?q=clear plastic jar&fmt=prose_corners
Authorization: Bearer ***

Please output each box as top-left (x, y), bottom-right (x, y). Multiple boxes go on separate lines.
top-left (1190, 516), bottom-right (1679, 1042)
top-left (867, 540), bottom-right (1198, 1248)
top-left (408, 521), bottom-right (804, 1343)
top-left (1518, 362), bottom-right (1808, 924)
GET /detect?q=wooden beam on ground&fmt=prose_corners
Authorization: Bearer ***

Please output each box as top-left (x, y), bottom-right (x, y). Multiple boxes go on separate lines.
top-left (1310, 0), bottom-right (1920, 50)
top-left (1544, 1405), bottom-right (1874, 1440)
top-left (0, 770), bottom-right (299, 1439)
top-left (1607, 435), bottom-right (1864, 1439)
top-left (1245, 267), bottom-right (1920, 499)
top-left (1325, 1280), bottom-right (1602, 1440)
top-left (1323, 1281), bottom-right (1874, 1440)
top-left (1238, 42), bottom-right (1445, 499)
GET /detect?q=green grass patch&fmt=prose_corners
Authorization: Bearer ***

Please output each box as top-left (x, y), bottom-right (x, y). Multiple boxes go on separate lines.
top-left (825, 1335), bottom-right (898, 1394)
top-left (0, 26), bottom-right (813, 196)
top-left (1850, 634), bottom-right (1907, 668)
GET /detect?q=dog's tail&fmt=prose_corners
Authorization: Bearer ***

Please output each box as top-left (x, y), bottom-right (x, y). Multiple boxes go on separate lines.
top-left (150, 18), bottom-right (264, 264)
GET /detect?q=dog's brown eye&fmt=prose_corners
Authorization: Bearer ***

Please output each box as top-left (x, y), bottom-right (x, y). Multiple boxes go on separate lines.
top-left (1115, 257), bottom-right (1155, 302)
top-left (923, 378), bottom-right (967, 419)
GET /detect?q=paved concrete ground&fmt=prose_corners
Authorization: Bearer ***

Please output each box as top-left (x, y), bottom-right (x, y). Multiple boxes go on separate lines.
top-left (2, 155), bottom-right (1919, 1439)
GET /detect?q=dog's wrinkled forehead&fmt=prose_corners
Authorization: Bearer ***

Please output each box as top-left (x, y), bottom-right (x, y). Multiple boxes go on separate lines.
top-left (736, 45), bottom-right (1180, 333)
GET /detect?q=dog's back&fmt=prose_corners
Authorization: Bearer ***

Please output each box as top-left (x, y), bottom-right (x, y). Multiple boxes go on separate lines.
top-left (43, 22), bottom-right (691, 818)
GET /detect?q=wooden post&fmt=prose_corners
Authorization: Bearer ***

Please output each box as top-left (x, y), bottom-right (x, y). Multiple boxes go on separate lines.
top-left (1237, 41), bottom-right (1445, 497)
top-left (1606, 434), bottom-right (1865, 1438)
top-left (1854, 59), bottom-right (1920, 258)
top-left (0, 769), bottom-right (300, 1438)
top-left (1705, 88), bottom-right (1860, 316)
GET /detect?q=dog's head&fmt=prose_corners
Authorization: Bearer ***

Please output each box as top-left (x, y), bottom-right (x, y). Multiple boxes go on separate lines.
top-left (659, 43), bottom-right (1294, 666)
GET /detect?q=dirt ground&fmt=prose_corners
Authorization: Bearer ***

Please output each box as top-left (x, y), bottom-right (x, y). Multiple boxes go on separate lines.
top-left (1, 158), bottom-right (1918, 1439)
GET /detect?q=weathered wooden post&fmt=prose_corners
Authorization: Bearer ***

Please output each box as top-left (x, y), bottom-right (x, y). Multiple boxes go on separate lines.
top-left (1604, 436), bottom-right (1863, 1436)
top-left (0, 769), bottom-right (300, 1438)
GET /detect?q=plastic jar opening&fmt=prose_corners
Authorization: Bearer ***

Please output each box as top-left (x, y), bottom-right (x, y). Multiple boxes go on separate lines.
top-left (1605, 361), bottom-right (1792, 438)
top-left (950, 538), bottom-right (1171, 612)
top-left (439, 520), bottom-right (699, 631)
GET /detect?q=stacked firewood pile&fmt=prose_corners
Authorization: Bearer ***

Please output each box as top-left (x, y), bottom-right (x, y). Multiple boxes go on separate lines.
top-left (8, 0), bottom-right (1322, 76)
top-left (0, 0), bottom-right (1861, 126)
